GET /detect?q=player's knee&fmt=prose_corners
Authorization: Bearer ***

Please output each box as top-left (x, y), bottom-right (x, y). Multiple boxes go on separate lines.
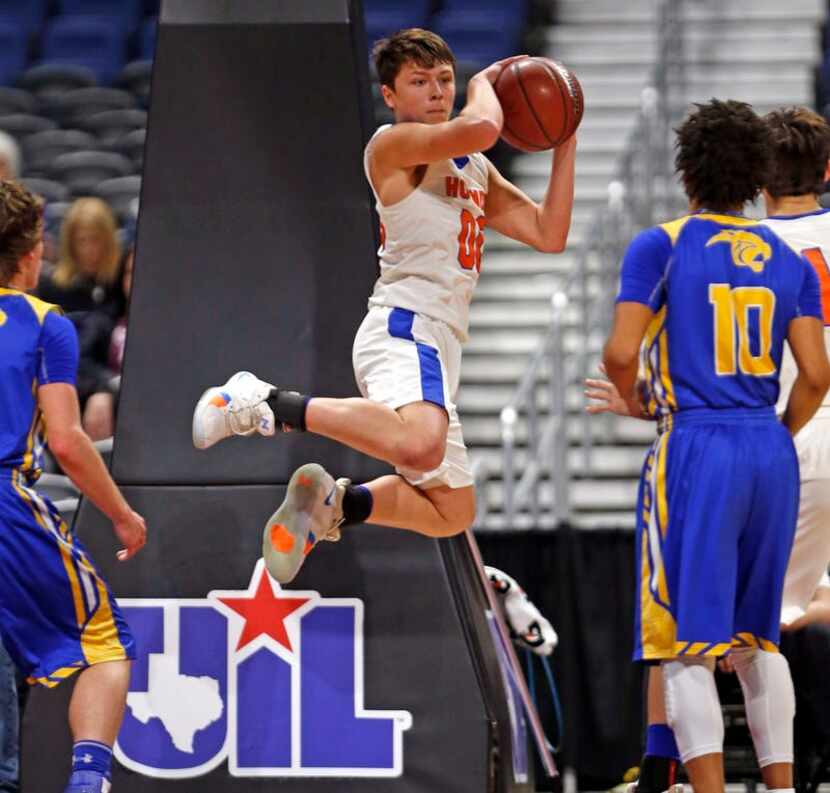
top-left (432, 488), bottom-right (476, 537)
top-left (397, 434), bottom-right (446, 473)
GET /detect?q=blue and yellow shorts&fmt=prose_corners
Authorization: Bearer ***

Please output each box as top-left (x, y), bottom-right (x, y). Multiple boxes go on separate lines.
top-left (0, 471), bottom-right (134, 686)
top-left (634, 407), bottom-right (799, 661)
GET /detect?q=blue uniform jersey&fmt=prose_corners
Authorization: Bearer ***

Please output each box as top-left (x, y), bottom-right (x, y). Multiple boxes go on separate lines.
top-left (0, 288), bottom-right (78, 481)
top-left (617, 213), bottom-right (823, 418)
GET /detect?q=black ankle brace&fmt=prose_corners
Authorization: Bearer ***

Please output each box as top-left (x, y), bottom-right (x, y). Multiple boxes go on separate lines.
top-left (266, 389), bottom-right (308, 431)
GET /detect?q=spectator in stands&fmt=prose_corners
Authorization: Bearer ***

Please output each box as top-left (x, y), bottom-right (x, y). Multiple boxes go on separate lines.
top-left (0, 132), bottom-right (21, 182)
top-left (77, 247), bottom-right (133, 440)
top-left (37, 197), bottom-right (123, 317)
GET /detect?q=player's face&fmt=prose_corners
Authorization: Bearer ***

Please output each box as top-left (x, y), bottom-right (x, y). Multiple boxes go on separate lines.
top-left (385, 61), bottom-right (455, 124)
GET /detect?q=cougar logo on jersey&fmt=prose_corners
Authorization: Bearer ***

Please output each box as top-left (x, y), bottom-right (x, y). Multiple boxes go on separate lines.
top-left (113, 560), bottom-right (413, 779)
top-left (705, 229), bottom-right (771, 273)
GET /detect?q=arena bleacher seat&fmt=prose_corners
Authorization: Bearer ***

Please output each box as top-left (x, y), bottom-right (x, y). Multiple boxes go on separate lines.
top-left (42, 86), bottom-right (135, 124)
top-left (93, 174), bottom-right (141, 224)
top-left (0, 113), bottom-right (57, 138)
top-left (49, 148), bottom-right (133, 196)
top-left (20, 176), bottom-right (69, 203)
top-left (110, 127), bottom-right (145, 169)
top-left (77, 108), bottom-right (146, 145)
top-left (22, 128), bottom-right (97, 177)
top-left (40, 15), bottom-right (128, 85)
top-left (116, 60), bottom-right (152, 106)
top-left (0, 87), bottom-right (37, 116)
top-left (17, 63), bottom-right (96, 96)
top-left (42, 199), bottom-right (71, 238)
top-left (140, 16), bottom-right (157, 60)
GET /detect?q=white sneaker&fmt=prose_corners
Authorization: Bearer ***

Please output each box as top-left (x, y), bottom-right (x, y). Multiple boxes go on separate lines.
top-left (262, 464), bottom-right (347, 584)
top-left (192, 371), bottom-right (276, 449)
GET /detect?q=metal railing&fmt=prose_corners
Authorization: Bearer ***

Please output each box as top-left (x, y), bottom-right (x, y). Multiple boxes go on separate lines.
top-left (474, 0), bottom-right (689, 530)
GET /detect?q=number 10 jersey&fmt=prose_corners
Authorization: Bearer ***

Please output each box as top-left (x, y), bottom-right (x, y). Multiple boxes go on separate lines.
top-left (616, 212), bottom-right (822, 418)
top-left (363, 125), bottom-right (489, 342)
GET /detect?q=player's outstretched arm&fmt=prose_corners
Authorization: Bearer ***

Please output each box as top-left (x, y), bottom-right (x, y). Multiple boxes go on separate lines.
top-left (370, 57), bottom-right (523, 170)
top-left (484, 135), bottom-right (576, 253)
top-left (783, 315), bottom-right (830, 435)
top-left (38, 383), bottom-right (147, 560)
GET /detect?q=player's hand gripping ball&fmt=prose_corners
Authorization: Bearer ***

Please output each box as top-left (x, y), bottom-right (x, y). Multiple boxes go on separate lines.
top-left (494, 56), bottom-right (584, 152)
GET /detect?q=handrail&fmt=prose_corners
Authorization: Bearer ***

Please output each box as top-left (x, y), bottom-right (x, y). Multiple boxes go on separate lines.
top-left (474, 0), bottom-right (687, 530)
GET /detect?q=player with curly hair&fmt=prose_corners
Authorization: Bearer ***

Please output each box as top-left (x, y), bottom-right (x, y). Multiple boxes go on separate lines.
top-left (601, 99), bottom-right (830, 793)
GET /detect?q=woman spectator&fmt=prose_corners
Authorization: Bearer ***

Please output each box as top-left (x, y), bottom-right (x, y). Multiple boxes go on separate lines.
top-left (37, 197), bottom-right (123, 317)
top-left (76, 247), bottom-right (134, 440)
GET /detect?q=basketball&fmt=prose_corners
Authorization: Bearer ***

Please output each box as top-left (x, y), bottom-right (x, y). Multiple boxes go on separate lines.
top-left (494, 56), bottom-right (584, 152)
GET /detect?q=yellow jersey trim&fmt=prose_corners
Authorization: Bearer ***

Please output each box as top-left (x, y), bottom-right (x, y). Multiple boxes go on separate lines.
top-left (0, 287), bottom-right (62, 325)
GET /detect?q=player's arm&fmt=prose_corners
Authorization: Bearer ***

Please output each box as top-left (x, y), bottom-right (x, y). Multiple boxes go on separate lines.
top-left (370, 58), bottom-right (521, 169)
top-left (782, 316), bottom-right (830, 435)
top-left (601, 227), bottom-right (671, 404)
top-left (585, 364), bottom-right (652, 420)
top-left (483, 136), bottom-right (576, 253)
top-left (36, 312), bottom-right (146, 560)
top-left (603, 304), bottom-right (653, 402)
top-left (782, 260), bottom-right (830, 435)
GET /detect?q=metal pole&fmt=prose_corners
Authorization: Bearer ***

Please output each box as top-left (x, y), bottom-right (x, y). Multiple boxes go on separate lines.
top-left (550, 291), bottom-right (569, 525)
top-left (500, 406), bottom-right (517, 529)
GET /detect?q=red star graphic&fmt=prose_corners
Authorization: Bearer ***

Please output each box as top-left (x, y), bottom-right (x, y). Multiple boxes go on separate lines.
top-left (218, 570), bottom-right (309, 652)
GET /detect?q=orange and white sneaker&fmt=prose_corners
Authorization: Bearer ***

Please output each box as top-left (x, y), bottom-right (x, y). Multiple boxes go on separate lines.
top-left (192, 371), bottom-right (276, 449)
top-left (262, 463), bottom-right (348, 584)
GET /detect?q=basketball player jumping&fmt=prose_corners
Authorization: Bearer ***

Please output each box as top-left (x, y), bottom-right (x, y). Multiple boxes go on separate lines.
top-left (192, 29), bottom-right (577, 583)
top-left (587, 105), bottom-right (830, 793)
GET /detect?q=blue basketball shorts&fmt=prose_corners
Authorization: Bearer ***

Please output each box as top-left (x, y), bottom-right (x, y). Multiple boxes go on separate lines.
top-left (634, 407), bottom-right (799, 661)
top-left (0, 471), bottom-right (134, 686)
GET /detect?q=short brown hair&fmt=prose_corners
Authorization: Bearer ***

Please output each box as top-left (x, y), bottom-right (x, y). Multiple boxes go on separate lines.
top-left (372, 28), bottom-right (455, 88)
top-left (675, 99), bottom-right (772, 211)
top-left (54, 197), bottom-right (121, 288)
top-left (0, 180), bottom-right (43, 287)
top-left (763, 107), bottom-right (830, 198)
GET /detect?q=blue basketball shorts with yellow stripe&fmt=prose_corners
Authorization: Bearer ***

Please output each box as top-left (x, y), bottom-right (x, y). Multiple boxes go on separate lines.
top-left (0, 472), bottom-right (134, 687)
top-left (634, 407), bottom-right (799, 661)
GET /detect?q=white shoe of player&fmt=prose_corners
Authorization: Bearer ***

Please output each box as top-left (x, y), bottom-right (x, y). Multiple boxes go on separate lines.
top-left (262, 464), bottom-right (347, 584)
top-left (192, 371), bottom-right (276, 449)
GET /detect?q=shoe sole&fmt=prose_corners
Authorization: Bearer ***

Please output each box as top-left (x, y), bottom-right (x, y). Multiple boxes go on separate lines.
top-left (262, 463), bottom-right (334, 584)
top-left (192, 386), bottom-right (227, 450)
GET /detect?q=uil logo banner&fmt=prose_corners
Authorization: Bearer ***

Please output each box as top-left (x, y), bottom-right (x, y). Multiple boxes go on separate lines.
top-left (114, 560), bottom-right (413, 779)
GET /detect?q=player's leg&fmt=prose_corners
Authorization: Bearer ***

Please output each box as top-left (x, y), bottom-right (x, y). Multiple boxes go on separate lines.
top-left (631, 667), bottom-right (681, 793)
top-left (731, 421), bottom-right (800, 791)
top-left (663, 656), bottom-right (724, 793)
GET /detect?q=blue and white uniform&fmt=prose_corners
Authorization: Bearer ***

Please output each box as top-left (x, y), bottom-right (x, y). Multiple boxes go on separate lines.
top-left (355, 125), bottom-right (489, 489)
top-left (616, 213), bottom-right (822, 660)
top-left (0, 288), bottom-right (133, 686)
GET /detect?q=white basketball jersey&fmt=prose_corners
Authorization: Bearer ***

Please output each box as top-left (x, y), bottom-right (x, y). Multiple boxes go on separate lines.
top-left (762, 209), bottom-right (830, 416)
top-left (363, 124), bottom-right (489, 342)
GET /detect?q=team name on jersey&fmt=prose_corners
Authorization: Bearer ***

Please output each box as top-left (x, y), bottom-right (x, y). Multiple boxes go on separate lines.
top-left (445, 177), bottom-right (485, 208)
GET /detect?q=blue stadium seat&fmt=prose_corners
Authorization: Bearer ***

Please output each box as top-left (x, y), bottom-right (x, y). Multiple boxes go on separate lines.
top-left (363, 0), bottom-right (432, 49)
top-left (141, 17), bottom-right (157, 59)
top-left (0, 0), bottom-right (49, 34)
top-left (439, 0), bottom-right (528, 17)
top-left (431, 12), bottom-right (522, 67)
top-left (57, 0), bottom-right (144, 34)
top-left (41, 16), bottom-right (128, 85)
top-left (0, 20), bottom-right (29, 86)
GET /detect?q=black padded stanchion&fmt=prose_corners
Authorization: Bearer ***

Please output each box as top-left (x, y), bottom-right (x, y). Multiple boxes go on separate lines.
top-left (22, 2), bottom-right (540, 790)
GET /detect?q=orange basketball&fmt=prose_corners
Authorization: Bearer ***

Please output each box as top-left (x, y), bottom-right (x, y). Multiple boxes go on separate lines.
top-left (494, 56), bottom-right (584, 152)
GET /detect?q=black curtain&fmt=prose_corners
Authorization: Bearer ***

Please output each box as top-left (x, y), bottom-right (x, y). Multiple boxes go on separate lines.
top-left (477, 527), bottom-right (644, 791)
